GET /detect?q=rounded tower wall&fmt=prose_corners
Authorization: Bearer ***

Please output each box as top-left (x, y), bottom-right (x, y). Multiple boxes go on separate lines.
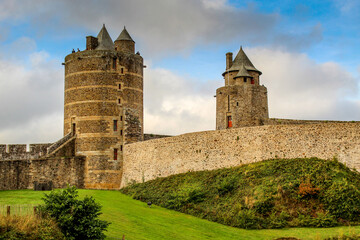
top-left (64, 46), bottom-right (143, 189)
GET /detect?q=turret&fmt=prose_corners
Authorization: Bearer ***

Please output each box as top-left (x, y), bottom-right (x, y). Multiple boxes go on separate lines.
top-left (64, 25), bottom-right (143, 189)
top-left (115, 27), bottom-right (135, 53)
top-left (216, 47), bottom-right (268, 130)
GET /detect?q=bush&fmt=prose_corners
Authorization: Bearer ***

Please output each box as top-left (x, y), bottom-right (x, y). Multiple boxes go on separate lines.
top-left (324, 181), bottom-right (360, 221)
top-left (0, 215), bottom-right (64, 240)
top-left (38, 186), bottom-right (110, 240)
top-left (166, 184), bottom-right (206, 210)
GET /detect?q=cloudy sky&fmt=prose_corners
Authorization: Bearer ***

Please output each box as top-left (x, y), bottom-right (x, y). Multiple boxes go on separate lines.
top-left (0, 0), bottom-right (359, 144)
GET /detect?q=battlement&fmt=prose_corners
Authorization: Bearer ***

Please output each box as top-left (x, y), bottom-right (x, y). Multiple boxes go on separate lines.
top-left (0, 143), bottom-right (52, 161)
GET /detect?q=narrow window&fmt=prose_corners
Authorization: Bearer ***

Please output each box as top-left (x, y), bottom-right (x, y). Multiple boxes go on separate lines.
top-left (72, 123), bottom-right (76, 134)
top-left (120, 130), bottom-right (123, 136)
top-left (113, 58), bottom-right (117, 70)
top-left (113, 120), bottom-right (118, 131)
top-left (251, 79), bottom-right (255, 84)
top-left (114, 148), bottom-right (118, 160)
top-left (118, 98), bottom-right (121, 104)
top-left (227, 116), bottom-right (232, 128)
top-left (118, 83), bottom-right (122, 90)
top-left (120, 116), bottom-right (123, 121)
top-left (120, 145), bottom-right (123, 151)
top-left (236, 102), bottom-right (239, 107)
top-left (121, 68), bottom-right (124, 74)
top-left (244, 77), bottom-right (247, 83)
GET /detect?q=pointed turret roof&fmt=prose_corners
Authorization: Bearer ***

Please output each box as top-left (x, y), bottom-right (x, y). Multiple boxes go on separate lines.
top-left (95, 24), bottom-right (114, 50)
top-left (234, 64), bottom-right (251, 78)
top-left (223, 47), bottom-right (261, 76)
top-left (116, 26), bottom-right (134, 42)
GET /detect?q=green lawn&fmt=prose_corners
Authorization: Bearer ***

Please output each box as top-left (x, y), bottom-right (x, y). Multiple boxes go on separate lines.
top-left (0, 189), bottom-right (359, 240)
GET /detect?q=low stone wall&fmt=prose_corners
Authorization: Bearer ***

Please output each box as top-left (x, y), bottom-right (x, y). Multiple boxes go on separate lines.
top-left (0, 143), bottom-right (51, 160)
top-left (0, 157), bottom-right (85, 190)
top-left (144, 133), bottom-right (171, 141)
top-left (121, 122), bottom-right (360, 187)
top-left (266, 118), bottom-right (353, 125)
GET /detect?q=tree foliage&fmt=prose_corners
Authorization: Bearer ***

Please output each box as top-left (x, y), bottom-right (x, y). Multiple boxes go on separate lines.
top-left (38, 186), bottom-right (110, 240)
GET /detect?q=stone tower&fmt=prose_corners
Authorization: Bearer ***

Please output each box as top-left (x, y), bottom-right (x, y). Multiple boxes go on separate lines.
top-left (216, 47), bottom-right (268, 130)
top-left (63, 25), bottom-right (143, 189)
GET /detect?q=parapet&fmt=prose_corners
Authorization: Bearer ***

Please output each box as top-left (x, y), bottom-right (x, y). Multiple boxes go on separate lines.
top-left (0, 143), bottom-right (52, 161)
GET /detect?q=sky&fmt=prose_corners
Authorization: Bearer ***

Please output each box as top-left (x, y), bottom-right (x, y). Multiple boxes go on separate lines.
top-left (0, 0), bottom-right (359, 144)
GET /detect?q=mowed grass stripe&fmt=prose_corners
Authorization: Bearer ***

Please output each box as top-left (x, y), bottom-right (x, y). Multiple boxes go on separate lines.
top-left (0, 189), bottom-right (359, 239)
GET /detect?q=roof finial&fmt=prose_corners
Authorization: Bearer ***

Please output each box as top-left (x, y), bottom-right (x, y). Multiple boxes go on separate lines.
top-left (103, 23), bottom-right (105, 27)
top-left (240, 45), bottom-right (243, 50)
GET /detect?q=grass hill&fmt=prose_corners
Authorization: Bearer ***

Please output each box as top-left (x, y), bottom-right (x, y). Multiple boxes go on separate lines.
top-left (1, 189), bottom-right (360, 239)
top-left (121, 158), bottom-right (360, 230)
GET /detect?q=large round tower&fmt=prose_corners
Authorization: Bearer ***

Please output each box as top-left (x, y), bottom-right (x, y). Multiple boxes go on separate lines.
top-left (63, 25), bottom-right (143, 189)
top-left (216, 47), bottom-right (268, 130)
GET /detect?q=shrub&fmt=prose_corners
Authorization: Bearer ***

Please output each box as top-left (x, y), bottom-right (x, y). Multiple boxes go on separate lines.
top-left (324, 181), bottom-right (360, 221)
top-left (166, 184), bottom-right (205, 210)
top-left (38, 186), bottom-right (110, 240)
top-left (0, 215), bottom-right (64, 240)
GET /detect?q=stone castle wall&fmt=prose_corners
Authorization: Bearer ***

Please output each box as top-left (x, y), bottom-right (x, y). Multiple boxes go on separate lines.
top-left (121, 122), bottom-right (360, 187)
top-left (0, 144), bottom-right (51, 160)
top-left (0, 156), bottom-right (85, 190)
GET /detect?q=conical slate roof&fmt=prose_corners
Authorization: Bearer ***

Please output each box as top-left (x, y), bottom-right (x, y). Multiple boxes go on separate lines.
top-left (116, 26), bottom-right (134, 42)
top-left (234, 64), bottom-right (251, 78)
top-left (96, 24), bottom-right (115, 50)
top-left (223, 47), bottom-right (261, 75)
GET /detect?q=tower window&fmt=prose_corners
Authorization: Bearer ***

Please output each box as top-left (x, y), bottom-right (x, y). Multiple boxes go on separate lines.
top-left (120, 145), bottom-right (123, 151)
top-left (113, 120), bottom-right (118, 131)
top-left (120, 130), bottom-right (123, 136)
top-left (121, 68), bottom-right (124, 74)
top-left (227, 116), bottom-right (232, 128)
top-left (72, 123), bottom-right (76, 134)
top-left (114, 148), bottom-right (118, 160)
top-left (251, 79), bottom-right (254, 84)
top-left (118, 98), bottom-right (121, 104)
top-left (120, 116), bottom-right (123, 121)
top-left (236, 102), bottom-right (239, 107)
top-left (118, 83), bottom-right (122, 90)
top-left (244, 77), bottom-right (247, 83)
top-left (113, 58), bottom-right (117, 70)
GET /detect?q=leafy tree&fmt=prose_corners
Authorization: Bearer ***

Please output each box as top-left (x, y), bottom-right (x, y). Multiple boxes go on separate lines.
top-left (38, 186), bottom-right (110, 240)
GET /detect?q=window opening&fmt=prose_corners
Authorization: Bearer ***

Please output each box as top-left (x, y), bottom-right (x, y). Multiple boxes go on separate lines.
top-left (121, 68), bottom-right (124, 74)
top-left (244, 77), bottom-right (247, 83)
top-left (120, 130), bottom-right (123, 136)
top-left (72, 123), bottom-right (76, 134)
top-left (118, 98), bottom-right (121, 104)
top-left (120, 145), bottom-right (123, 151)
top-left (236, 102), bottom-right (239, 107)
top-left (118, 83), bottom-right (122, 90)
top-left (120, 116), bottom-right (123, 121)
top-left (114, 148), bottom-right (118, 160)
top-left (251, 79), bottom-right (255, 84)
top-left (227, 116), bottom-right (232, 128)
top-left (113, 120), bottom-right (118, 131)
top-left (113, 58), bottom-right (117, 70)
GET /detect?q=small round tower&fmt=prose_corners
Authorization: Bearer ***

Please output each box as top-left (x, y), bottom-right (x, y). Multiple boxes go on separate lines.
top-left (64, 25), bottom-right (143, 189)
top-left (216, 47), bottom-right (268, 130)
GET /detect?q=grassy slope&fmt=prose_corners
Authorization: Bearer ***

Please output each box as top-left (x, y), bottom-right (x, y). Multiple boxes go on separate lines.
top-left (0, 190), bottom-right (359, 239)
top-left (121, 158), bottom-right (360, 230)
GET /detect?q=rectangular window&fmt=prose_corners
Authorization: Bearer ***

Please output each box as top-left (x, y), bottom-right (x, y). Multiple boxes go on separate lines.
top-left (120, 130), bottom-right (123, 136)
top-left (118, 98), bottom-right (121, 104)
top-left (120, 116), bottom-right (123, 121)
top-left (114, 149), bottom-right (118, 160)
top-left (121, 68), bottom-right (124, 74)
top-left (118, 83), bottom-right (121, 90)
top-left (120, 145), bottom-right (123, 151)
top-left (113, 120), bottom-right (118, 131)
top-left (251, 79), bottom-right (255, 84)
top-left (227, 116), bottom-right (232, 128)
top-left (113, 58), bottom-right (117, 70)
top-left (244, 77), bottom-right (247, 83)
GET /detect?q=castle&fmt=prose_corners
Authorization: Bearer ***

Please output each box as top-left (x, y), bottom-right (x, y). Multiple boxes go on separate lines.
top-left (1, 25), bottom-right (360, 190)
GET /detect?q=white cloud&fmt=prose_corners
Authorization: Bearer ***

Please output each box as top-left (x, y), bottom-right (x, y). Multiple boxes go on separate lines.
top-left (0, 48), bottom-right (63, 143)
top-left (247, 47), bottom-right (360, 120)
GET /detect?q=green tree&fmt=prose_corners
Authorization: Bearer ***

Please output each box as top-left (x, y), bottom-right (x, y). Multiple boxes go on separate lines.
top-left (39, 186), bottom-right (110, 240)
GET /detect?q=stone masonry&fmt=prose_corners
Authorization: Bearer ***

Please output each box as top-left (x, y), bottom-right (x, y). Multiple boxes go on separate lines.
top-left (1, 26), bottom-right (359, 191)
top-left (121, 122), bottom-right (360, 187)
